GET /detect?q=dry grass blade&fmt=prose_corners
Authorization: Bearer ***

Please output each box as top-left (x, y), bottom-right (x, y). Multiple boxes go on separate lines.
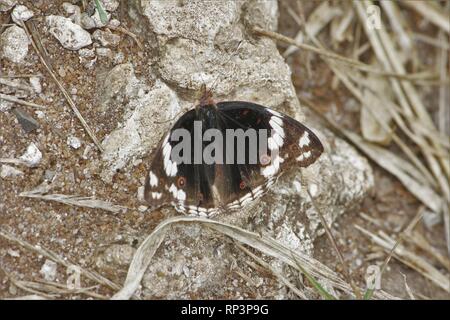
top-left (19, 190), bottom-right (128, 214)
top-left (21, 21), bottom-right (104, 152)
top-left (112, 216), bottom-right (398, 300)
top-left (404, 230), bottom-right (450, 272)
top-left (305, 102), bottom-right (443, 214)
top-left (282, 1), bottom-right (341, 57)
top-left (304, 183), bottom-right (361, 299)
top-left (2, 267), bottom-right (107, 299)
top-left (235, 242), bottom-right (308, 299)
top-left (355, 225), bottom-right (450, 293)
top-left (253, 27), bottom-right (433, 81)
top-left (400, 0), bottom-right (450, 33)
top-left (0, 93), bottom-right (46, 109)
top-left (0, 229), bottom-right (120, 292)
top-left (355, 0), bottom-right (449, 197)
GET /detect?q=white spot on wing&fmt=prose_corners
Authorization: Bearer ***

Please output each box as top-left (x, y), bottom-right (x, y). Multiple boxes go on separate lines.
top-left (149, 171), bottom-right (158, 187)
top-left (299, 131), bottom-right (310, 148)
top-left (296, 150), bottom-right (311, 162)
top-left (162, 138), bottom-right (177, 177)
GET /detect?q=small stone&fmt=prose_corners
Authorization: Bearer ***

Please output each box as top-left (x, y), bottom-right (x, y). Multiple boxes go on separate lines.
top-left (0, 164), bottom-right (23, 179)
top-left (46, 15), bottom-right (92, 50)
top-left (100, 0), bottom-right (119, 12)
top-left (137, 185), bottom-right (145, 202)
top-left (29, 76), bottom-right (42, 94)
top-left (44, 169), bottom-right (56, 181)
top-left (80, 12), bottom-right (96, 30)
top-left (113, 52), bottom-right (124, 64)
top-left (0, 0), bottom-right (16, 12)
top-left (0, 99), bottom-right (14, 112)
top-left (12, 107), bottom-right (40, 133)
top-left (91, 8), bottom-right (111, 28)
top-left (138, 205), bottom-right (148, 212)
top-left (7, 249), bottom-right (20, 257)
top-left (39, 259), bottom-right (57, 281)
top-left (62, 2), bottom-right (78, 15)
top-left (92, 30), bottom-right (120, 47)
top-left (11, 5), bottom-right (34, 24)
top-left (67, 136), bottom-right (81, 149)
top-left (82, 145), bottom-right (92, 159)
top-left (108, 18), bottom-right (120, 28)
top-left (19, 142), bottom-right (42, 167)
top-left (35, 110), bottom-right (45, 119)
top-left (78, 47), bottom-right (97, 68)
top-left (96, 47), bottom-right (112, 57)
top-left (0, 25), bottom-right (30, 64)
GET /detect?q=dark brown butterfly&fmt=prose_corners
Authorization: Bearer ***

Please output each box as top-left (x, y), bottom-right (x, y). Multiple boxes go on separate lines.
top-left (144, 88), bottom-right (323, 217)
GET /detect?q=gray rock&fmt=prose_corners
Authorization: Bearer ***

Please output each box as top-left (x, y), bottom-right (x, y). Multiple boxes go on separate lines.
top-left (29, 76), bottom-right (42, 94)
top-left (67, 136), bottom-right (82, 149)
top-left (11, 4), bottom-right (34, 24)
top-left (0, 164), bottom-right (23, 179)
top-left (99, 0), bottom-right (119, 12)
top-left (46, 15), bottom-right (92, 50)
top-left (39, 259), bottom-right (57, 281)
top-left (0, 25), bottom-right (30, 64)
top-left (97, 0), bottom-right (375, 299)
top-left (91, 7), bottom-right (111, 28)
top-left (12, 107), bottom-right (40, 133)
top-left (92, 29), bottom-right (120, 47)
top-left (0, 0), bottom-right (16, 12)
top-left (19, 142), bottom-right (42, 167)
top-left (95, 47), bottom-right (112, 58)
top-left (80, 12), bottom-right (96, 30)
top-left (0, 99), bottom-right (14, 112)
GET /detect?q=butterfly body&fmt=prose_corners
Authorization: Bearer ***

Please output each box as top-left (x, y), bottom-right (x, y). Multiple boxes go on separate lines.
top-left (144, 93), bottom-right (323, 217)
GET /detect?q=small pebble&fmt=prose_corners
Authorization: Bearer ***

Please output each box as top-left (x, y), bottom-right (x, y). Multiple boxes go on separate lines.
top-left (0, 0), bottom-right (17, 12)
top-left (138, 205), bottom-right (148, 212)
top-left (46, 15), bottom-right (92, 50)
top-left (7, 249), bottom-right (20, 257)
top-left (67, 136), bottom-right (82, 149)
top-left (0, 25), bottom-right (30, 64)
top-left (0, 164), bottom-right (23, 179)
top-left (96, 47), bottom-right (112, 57)
top-left (100, 0), bottom-right (119, 12)
top-left (39, 259), bottom-right (57, 281)
top-left (29, 76), bottom-right (42, 94)
top-left (19, 142), bottom-right (42, 167)
top-left (11, 4), bottom-right (34, 24)
top-left (12, 107), bottom-right (40, 133)
top-left (92, 30), bottom-right (121, 47)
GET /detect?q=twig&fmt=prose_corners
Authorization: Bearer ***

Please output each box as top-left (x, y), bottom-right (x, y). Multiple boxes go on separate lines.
top-left (400, 0), bottom-right (450, 34)
top-left (235, 242), bottom-right (308, 299)
top-left (252, 26), bottom-right (435, 81)
top-left (109, 25), bottom-right (143, 50)
top-left (304, 183), bottom-right (362, 299)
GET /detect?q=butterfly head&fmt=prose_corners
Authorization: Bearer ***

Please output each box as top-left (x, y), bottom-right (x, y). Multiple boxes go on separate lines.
top-left (198, 84), bottom-right (215, 108)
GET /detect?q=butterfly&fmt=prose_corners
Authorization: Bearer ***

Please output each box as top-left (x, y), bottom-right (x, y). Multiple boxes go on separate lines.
top-left (144, 87), bottom-right (324, 217)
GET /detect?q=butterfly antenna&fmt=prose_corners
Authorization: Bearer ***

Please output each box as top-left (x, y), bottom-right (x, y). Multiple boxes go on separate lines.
top-left (154, 109), bottom-right (184, 124)
top-left (209, 40), bottom-right (245, 96)
top-left (191, 44), bottom-right (208, 95)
